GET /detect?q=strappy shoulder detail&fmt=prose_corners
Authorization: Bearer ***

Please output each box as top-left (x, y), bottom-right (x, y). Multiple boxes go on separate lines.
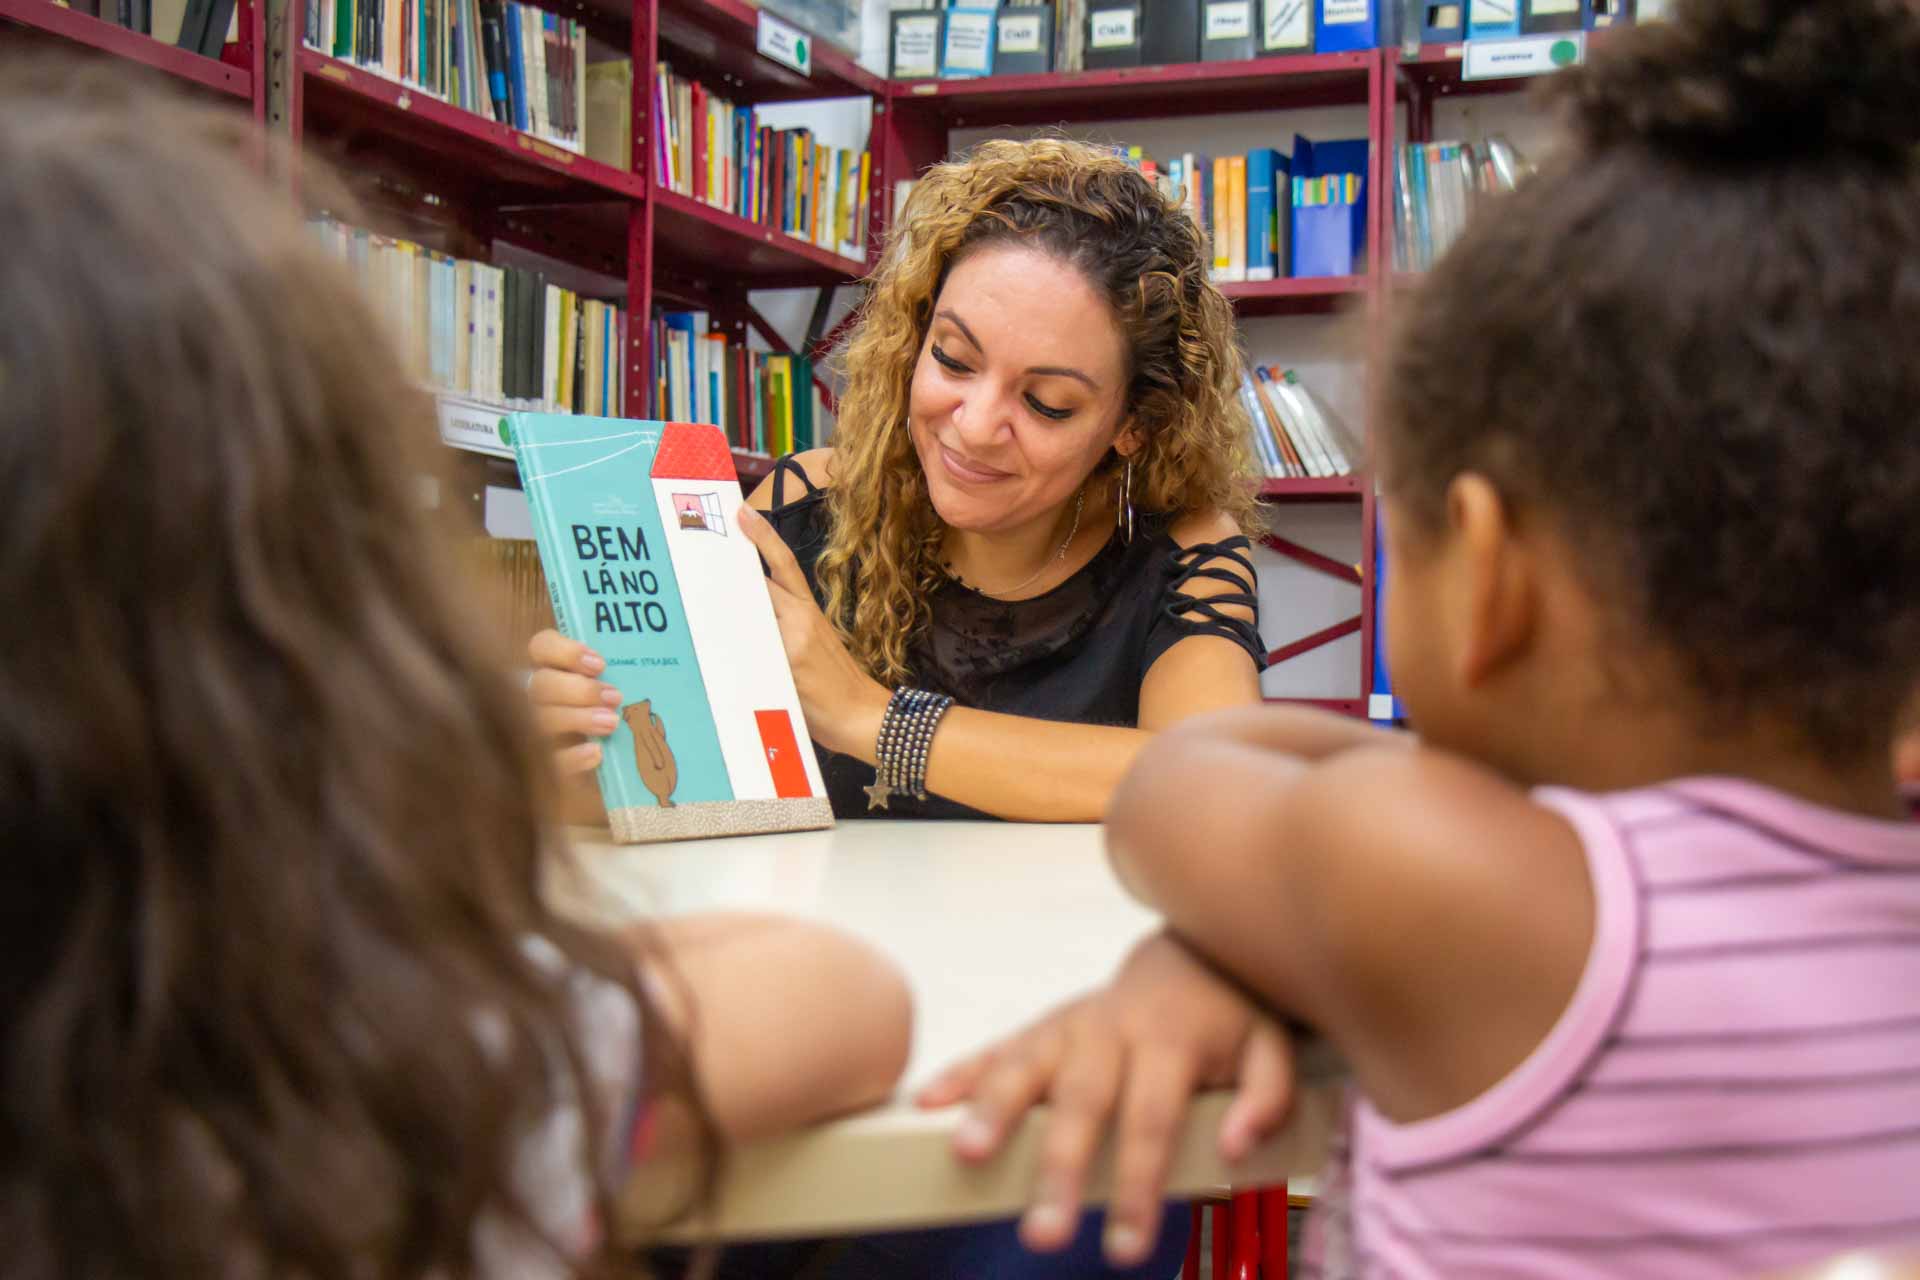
top-left (1148, 535), bottom-right (1265, 670)
top-left (768, 453), bottom-right (823, 509)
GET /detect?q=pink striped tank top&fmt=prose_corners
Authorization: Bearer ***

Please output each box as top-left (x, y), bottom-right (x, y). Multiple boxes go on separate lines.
top-left (1313, 777), bottom-right (1920, 1279)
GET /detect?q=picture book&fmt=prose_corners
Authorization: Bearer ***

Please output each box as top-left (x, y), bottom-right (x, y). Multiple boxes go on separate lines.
top-left (507, 414), bottom-right (833, 843)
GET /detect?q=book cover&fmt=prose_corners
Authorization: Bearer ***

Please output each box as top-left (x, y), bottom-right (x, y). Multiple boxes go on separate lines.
top-left (509, 415), bottom-right (832, 842)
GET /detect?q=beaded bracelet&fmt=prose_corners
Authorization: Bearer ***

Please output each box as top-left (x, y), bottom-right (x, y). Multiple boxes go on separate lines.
top-left (865, 686), bottom-right (955, 810)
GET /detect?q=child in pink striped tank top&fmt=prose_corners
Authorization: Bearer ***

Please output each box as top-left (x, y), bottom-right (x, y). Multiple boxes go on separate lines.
top-left (918, 0), bottom-right (1920, 1274)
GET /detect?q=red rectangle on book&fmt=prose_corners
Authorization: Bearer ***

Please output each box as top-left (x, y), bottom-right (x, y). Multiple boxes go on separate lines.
top-left (754, 710), bottom-right (812, 799)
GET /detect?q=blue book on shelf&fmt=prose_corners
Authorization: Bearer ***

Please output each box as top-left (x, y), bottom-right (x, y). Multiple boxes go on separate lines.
top-left (1290, 135), bottom-right (1367, 277)
top-left (1314, 0), bottom-right (1376, 51)
top-left (1244, 148), bottom-right (1289, 282)
top-left (507, 414), bottom-right (831, 843)
top-left (1368, 512), bottom-right (1402, 722)
top-left (1419, 0), bottom-right (1466, 41)
top-left (503, 1), bottom-right (530, 133)
top-left (1466, 0), bottom-right (1521, 39)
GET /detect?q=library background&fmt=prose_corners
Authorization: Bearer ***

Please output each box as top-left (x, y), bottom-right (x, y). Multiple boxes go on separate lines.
top-left (0, 0), bottom-right (1671, 719)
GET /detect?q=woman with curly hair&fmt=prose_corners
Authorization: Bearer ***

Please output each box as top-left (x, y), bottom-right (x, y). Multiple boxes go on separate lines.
top-left (531, 137), bottom-right (1268, 823)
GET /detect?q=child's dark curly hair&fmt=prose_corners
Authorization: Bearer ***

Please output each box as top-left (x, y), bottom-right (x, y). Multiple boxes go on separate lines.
top-left (1380, 0), bottom-right (1920, 761)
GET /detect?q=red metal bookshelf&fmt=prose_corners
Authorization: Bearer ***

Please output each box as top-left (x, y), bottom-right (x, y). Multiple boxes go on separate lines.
top-left (650, 184), bottom-right (866, 286)
top-left (1261, 475), bottom-right (1365, 503)
top-left (890, 49), bottom-right (1374, 126)
top-left (1223, 274), bottom-right (1369, 317)
top-left (651, 0), bottom-right (884, 102)
top-left (298, 51), bottom-right (647, 201)
top-left (0, 0), bottom-right (252, 97)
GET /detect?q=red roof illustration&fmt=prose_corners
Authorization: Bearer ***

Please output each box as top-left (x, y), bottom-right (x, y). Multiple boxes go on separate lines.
top-left (649, 421), bottom-right (736, 482)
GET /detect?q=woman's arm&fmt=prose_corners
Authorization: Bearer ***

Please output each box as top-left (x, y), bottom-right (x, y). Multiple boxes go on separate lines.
top-left (736, 494), bottom-right (1267, 822)
top-left (640, 912), bottom-right (913, 1146)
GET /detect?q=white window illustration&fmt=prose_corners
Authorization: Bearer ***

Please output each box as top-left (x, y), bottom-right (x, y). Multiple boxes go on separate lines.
top-left (671, 491), bottom-right (727, 535)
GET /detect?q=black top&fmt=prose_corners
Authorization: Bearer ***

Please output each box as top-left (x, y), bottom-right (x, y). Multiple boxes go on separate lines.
top-left (764, 456), bottom-right (1266, 821)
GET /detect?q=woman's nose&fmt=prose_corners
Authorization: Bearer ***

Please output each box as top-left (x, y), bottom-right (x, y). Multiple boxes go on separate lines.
top-left (952, 385), bottom-right (1015, 446)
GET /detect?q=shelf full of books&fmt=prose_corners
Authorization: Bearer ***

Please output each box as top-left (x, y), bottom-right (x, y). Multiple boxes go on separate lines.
top-left (1390, 135), bottom-right (1531, 273)
top-left (1239, 365), bottom-right (1359, 486)
top-left (0, 0), bottom-right (253, 96)
top-left (652, 309), bottom-right (832, 460)
top-left (653, 63), bottom-right (873, 269)
top-left (310, 215), bottom-right (632, 455)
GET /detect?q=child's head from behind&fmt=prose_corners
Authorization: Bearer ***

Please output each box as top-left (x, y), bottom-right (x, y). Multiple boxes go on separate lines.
top-left (1379, 0), bottom-right (1920, 783)
top-left (0, 64), bottom-right (690, 1276)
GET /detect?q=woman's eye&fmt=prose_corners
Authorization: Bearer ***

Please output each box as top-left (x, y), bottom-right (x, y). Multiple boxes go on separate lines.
top-left (1026, 395), bottom-right (1072, 421)
top-left (931, 344), bottom-right (969, 373)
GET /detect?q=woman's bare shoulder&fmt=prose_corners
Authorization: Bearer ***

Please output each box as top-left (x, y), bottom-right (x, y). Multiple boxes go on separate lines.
top-left (746, 449), bottom-right (836, 511)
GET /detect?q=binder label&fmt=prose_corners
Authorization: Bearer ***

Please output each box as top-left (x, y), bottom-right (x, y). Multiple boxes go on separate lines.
top-left (1090, 8), bottom-right (1137, 47)
top-left (943, 7), bottom-right (996, 74)
top-left (1206, 1), bottom-right (1252, 38)
top-left (1323, 0), bottom-right (1369, 23)
top-left (892, 13), bottom-right (941, 76)
top-left (1264, 0), bottom-right (1310, 45)
top-left (998, 12), bottom-right (1044, 52)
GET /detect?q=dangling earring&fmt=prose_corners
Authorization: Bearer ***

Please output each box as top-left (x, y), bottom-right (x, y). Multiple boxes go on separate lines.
top-left (1118, 458), bottom-right (1135, 544)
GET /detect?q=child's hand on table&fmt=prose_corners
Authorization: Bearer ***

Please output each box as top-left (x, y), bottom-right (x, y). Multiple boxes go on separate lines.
top-left (916, 930), bottom-right (1295, 1267)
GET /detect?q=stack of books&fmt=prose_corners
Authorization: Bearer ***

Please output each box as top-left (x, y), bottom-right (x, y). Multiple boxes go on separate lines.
top-left (654, 65), bottom-right (872, 261)
top-left (310, 215), bottom-right (629, 415)
top-left (1237, 366), bottom-right (1360, 480)
top-left (653, 310), bottom-right (831, 456)
top-left (303, 0), bottom-right (593, 156)
top-left (1391, 136), bottom-right (1532, 273)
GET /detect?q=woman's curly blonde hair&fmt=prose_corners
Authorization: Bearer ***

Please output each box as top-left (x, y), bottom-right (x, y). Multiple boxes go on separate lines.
top-left (819, 136), bottom-right (1261, 684)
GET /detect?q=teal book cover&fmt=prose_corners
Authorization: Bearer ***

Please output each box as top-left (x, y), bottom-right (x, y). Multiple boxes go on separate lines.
top-left (507, 414), bottom-right (832, 843)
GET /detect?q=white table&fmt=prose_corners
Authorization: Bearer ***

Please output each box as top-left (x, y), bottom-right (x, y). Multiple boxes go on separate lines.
top-left (560, 821), bottom-right (1334, 1241)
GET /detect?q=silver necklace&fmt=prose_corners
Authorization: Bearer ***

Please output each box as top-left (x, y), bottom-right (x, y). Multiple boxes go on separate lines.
top-left (955, 486), bottom-right (1085, 600)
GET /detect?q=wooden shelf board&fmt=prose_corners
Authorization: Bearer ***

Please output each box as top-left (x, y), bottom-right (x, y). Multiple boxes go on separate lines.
top-left (1259, 475), bottom-right (1364, 502)
top-left (1224, 274), bottom-right (1368, 315)
top-left (890, 50), bottom-right (1373, 125)
top-left (300, 49), bottom-right (646, 204)
top-left (643, 0), bottom-right (884, 103)
top-left (0, 0), bottom-right (251, 96)
top-left (650, 184), bottom-right (866, 286)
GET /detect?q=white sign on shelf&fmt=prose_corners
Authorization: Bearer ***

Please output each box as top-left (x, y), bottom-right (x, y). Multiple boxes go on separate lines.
top-left (756, 11), bottom-right (812, 76)
top-left (1206, 1), bottom-right (1252, 39)
top-left (1462, 31), bottom-right (1584, 79)
top-left (436, 392), bottom-right (514, 459)
top-left (1089, 7), bottom-right (1136, 48)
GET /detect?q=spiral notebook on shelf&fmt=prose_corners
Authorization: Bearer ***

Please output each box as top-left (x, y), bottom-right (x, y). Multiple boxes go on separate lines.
top-left (507, 414), bottom-right (832, 844)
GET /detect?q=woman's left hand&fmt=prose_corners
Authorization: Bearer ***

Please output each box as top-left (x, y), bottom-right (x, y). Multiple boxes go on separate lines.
top-left (737, 504), bottom-right (890, 756)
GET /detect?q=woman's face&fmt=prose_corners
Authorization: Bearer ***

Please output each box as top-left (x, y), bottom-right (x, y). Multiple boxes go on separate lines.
top-left (909, 244), bottom-right (1136, 536)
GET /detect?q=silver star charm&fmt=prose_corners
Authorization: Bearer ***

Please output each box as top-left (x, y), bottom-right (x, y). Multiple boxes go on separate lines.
top-left (864, 782), bottom-right (893, 811)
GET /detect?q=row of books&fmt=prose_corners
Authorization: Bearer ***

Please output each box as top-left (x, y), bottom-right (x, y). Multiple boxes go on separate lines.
top-left (652, 312), bottom-right (831, 456)
top-left (654, 65), bottom-right (872, 260)
top-left (1110, 140), bottom-right (1365, 280)
top-left (309, 215), bottom-right (630, 415)
top-left (301, 0), bottom-right (590, 155)
top-left (1237, 366), bottom-right (1359, 480)
top-left (1390, 136), bottom-right (1531, 273)
top-left (52, 0), bottom-right (235, 56)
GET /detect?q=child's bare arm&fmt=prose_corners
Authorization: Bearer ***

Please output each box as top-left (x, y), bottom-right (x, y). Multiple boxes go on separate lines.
top-left (642, 913), bottom-right (913, 1143)
top-left (1107, 730), bottom-right (1593, 1123)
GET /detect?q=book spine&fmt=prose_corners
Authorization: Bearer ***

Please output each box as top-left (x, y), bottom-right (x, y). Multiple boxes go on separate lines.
top-left (503, 0), bottom-right (528, 132)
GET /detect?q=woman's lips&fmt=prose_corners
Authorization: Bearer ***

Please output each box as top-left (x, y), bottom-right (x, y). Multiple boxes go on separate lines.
top-left (939, 444), bottom-right (1013, 484)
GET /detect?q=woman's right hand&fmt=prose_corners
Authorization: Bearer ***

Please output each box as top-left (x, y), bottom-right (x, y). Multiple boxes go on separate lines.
top-left (526, 629), bottom-right (623, 776)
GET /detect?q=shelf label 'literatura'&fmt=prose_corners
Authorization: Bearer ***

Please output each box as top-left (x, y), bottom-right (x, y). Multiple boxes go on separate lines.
top-left (757, 12), bottom-right (812, 76)
top-left (1462, 31), bottom-right (1583, 79)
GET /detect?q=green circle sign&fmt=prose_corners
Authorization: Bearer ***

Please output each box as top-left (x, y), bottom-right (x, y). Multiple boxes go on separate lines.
top-left (1550, 38), bottom-right (1579, 66)
top-left (794, 37), bottom-right (808, 64)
